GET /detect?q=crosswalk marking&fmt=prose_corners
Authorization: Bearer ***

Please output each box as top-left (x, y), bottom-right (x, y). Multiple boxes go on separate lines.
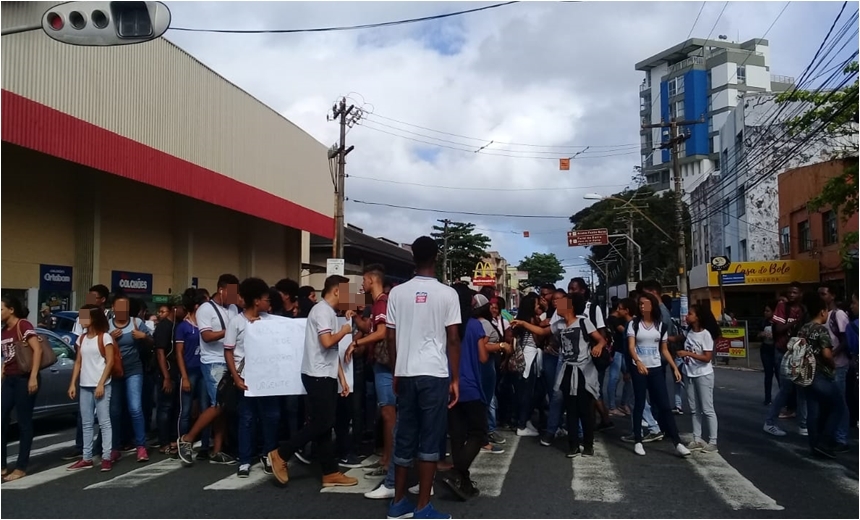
top-left (470, 434), bottom-right (519, 497)
top-left (8, 432), bottom-right (63, 448)
top-left (84, 459), bottom-right (183, 489)
top-left (205, 469), bottom-right (271, 490)
top-left (686, 452), bottom-right (783, 510)
top-left (570, 440), bottom-right (623, 503)
top-left (772, 441), bottom-right (859, 496)
top-left (321, 455), bottom-right (384, 495)
top-left (7, 440), bottom-right (76, 465)
top-left (1, 463), bottom-right (81, 490)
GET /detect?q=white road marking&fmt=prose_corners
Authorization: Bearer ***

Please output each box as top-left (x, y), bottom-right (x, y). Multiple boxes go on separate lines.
top-left (772, 441), bottom-right (858, 496)
top-left (570, 440), bottom-right (623, 503)
top-left (685, 452), bottom-right (784, 510)
top-left (321, 455), bottom-right (384, 495)
top-left (6, 440), bottom-right (76, 465)
top-left (84, 459), bottom-right (183, 489)
top-left (469, 433), bottom-right (519, 497)
top-left (1, 463), bottom-right (88, 489)
top-left (205, 469), bottom-right (270, 490)
top-left (8, 432), bottom-right (64, 448)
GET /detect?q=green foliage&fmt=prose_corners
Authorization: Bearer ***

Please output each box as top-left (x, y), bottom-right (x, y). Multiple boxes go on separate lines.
top-left (516, 252), bottom-right (564, 290)
top-left (431, 221), bottom-right (491, 281)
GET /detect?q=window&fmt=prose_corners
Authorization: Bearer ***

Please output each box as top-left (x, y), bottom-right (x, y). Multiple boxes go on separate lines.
top-left (737, 185), bottom-right (746, 216)
top-left (668, 80), bottom-right (677, 98)
top-left (707, 70), bottom-right (712, 90)
top-left (726, 246), bottom-right (732, 261)
top-left (737, 65), bottom-right (746, 83)
top-left (823, 210), bottom-right (838, 245)
top-left (722, 149), bottom-right (729, 169)
top-left (740, 240), bottom-right (748, 262)
top-left (715, 156), bottom-right (721, 172)
top-left (781, 226), bottom-right (791, 255)
top-left (723, 198), bottom-right (730, 225)
top-left (675, 101), bottom-right (685, 120)
top-left (677, 75), bottom-right (685, 95)
top-left (708, 117), bottom-right (714, 133)
top-left (798, 220), bottom-right (811, 252)
top-left (708, 95), bottom-right (713, 113)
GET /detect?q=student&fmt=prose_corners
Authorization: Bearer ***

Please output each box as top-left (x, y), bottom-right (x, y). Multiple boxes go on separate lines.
top-left (174, 289), bottom-right (210, 461)
top-left (758, 304), bottom-right (778, 406)
top-left (268, 275), bottom-right (357, 488)
top-left (678, 304), bottom-right (721, 453)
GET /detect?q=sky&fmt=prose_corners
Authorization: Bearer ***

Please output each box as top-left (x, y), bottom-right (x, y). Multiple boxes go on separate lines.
top-left (163, 0), bottom-right (847, 283)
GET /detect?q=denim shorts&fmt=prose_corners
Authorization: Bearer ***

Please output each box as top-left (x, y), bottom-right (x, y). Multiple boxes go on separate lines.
top-left (393, 376), bottom-right (449, 466)
top-left (373, 364), bottom-right (396, 408)
top-left (201, 362), bottom-right (227, 408)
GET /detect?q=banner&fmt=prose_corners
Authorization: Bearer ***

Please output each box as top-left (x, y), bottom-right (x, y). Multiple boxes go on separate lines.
top-left (111, 270), bottom-right (153, 295)
top-left (715, 326), bottom-right (747, 358)
top-left (40, 264), bottom-right (73, 292)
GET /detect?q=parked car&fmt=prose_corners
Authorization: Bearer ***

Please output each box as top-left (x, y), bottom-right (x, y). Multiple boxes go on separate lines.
top-left (10, 327), bottom-right (78, 425)
top-left (51, 310), bottom-right (79, 346)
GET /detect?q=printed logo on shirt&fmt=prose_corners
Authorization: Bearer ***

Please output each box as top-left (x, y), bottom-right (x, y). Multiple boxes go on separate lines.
top-left (415, 292), bottom-right (428, 304)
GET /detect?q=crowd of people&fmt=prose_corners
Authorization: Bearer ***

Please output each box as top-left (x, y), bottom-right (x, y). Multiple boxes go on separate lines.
top-left (1, 236), bottom-right (857, 519)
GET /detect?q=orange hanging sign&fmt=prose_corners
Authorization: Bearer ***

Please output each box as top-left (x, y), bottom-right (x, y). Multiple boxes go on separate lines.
top-left (559, 158), bottom-right (570, 170)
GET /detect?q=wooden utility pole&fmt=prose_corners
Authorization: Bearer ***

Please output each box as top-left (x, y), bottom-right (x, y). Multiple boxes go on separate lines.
top-left (438, 219), bottom-right (451, 283)
top-left (641, 117), bottom-right (703, 299)
top-left (330, 98), bottom-right (355, 259)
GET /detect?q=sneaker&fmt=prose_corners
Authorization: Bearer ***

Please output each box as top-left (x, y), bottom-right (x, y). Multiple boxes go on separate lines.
top-left (596, 421), bottom-right (615, 432)
top-left (67, 459), bottom-right (94, 471)
top-left (798, 427), bottom-right (808, 437)
top-left (237, 464), bottom-right (251, 478)
top-left (339, 454), bottom-right (364, 469)
top-left (702, 443), bottom-right (718, 454)
top-left (100, 460), bottom-right (112, 472)
top-left (634, 443), bottom-right (646, 456)
top-left (365, 466), bottom-right (387, 478)
top-left (61, 448), bottom-right (83, 461)
top-left (294, 449), bottom-right (312, 465)
top-left (480, 444), bottom-right (505, 454)
top-left (621, 434), bottom-right (636, 443)
top-left (362, 460), bottom-right (383, 471)
top-left (260, 455), bottom-right (273, 475)
top-left (177, 438), bottom-right (194, 466)
top-left (441, 473), bottom-right (479, 501)
top-left (642, 432), bottom-right (664, 443)
top-left (110, 450), bottom-right (122, 463)
top-left (386, 497), bottom-right (416, 519)
top-left (322, 472), bottom-right (358, 487)
top-left (763, 423), bottom-right (787, 437)
top-left (268, 449), bottom-right (289, 484)
top-left (581, 446), bottom-right (595, 457)
top-left (413, 502), bottom-right (451, 519)
top-left (516, 427), bottom-right (539, 437)
top-left (687, 441), bottom-right (705, 452)
top-left (556, 427), bottom-right (568, 438)
top-left (675, 443), bottom-right (691, 457)
top-left (409, 483), bottom-right (434, 495)
top-left (566, 446), bottom-right (581, 458)
top-left (196, 450), bottom-right (210, 461)
top-left (673, 407), bottom-right (684, 415)
top-left (136, 446), bottom-right (149, 462)
top-left (210, 452), bottom-right (237, 465)
top-left (366, 483), bottom-right (396, 499)
top-left (487, 432), bottom-right (506, 445)
top-left (540, 433), bottom-right (553, 447)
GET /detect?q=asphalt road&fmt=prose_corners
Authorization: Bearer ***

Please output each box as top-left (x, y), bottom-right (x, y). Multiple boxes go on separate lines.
top-left (2, 368), bottom-right (857, 519)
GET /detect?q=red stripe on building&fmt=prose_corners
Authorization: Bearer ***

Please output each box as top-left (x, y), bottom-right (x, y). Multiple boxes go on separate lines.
top-left (1, 89), bottom-right (333, 238)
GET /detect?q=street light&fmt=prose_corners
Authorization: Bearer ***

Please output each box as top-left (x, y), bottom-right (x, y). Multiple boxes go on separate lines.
top-left (2, 2), bottom-right (171, 45)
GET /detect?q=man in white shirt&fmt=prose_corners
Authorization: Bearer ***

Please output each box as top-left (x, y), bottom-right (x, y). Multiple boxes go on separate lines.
top-left (385, 236), bottom-right (461, 520)
top-left (269, 275), bottom-right (358, 488)
top-left (177, 273), bottom-right (240, 466)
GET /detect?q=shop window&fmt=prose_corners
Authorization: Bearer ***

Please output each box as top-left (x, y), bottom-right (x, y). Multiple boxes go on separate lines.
top-left (823, 210), bottom-right (838, 245)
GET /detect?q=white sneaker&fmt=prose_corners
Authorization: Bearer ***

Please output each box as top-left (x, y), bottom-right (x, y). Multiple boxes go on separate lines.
top-left (798, 427), bottom-right (808, 436)
top-left (686, 440), bottom-right (705, 452)
top-left (364, 484), bottom-right (395, 500)
top-left (675, 443), bottom-right (691, 457)
top-left (408, 483), bottom-right (434, 495)
top-left (763, 423), bottom-right (787, 436)
top-left (634, 443), bottom-right (646, 456)
top-left (517, 427), bottom-right (539, 437)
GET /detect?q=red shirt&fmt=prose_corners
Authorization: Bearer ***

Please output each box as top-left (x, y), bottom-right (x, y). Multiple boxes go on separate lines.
top-left (2, 320), bottom-right (37, 377)
top-left (368, 293), bottom-right (388, 360)
top-left (772, 301), bottom-right (805, 352)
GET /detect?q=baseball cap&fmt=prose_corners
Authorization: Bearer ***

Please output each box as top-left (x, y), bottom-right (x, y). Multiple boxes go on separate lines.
top-left (472, 294), bottom-right (489, 308)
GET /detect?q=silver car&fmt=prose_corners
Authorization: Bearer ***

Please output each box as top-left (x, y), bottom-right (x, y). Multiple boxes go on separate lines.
top-left (10, 328), bottom-right (78, 424)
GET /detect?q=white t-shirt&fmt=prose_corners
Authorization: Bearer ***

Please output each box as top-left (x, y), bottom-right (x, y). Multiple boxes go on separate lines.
top-left (223, 313), bottom-right (251, 378)
top-left (387, 276), bottom-right (461, 378)
top-left (302, 300), bottom-right (340, 379)
top-left (627, 320), bottom-right (667, 369)
top-left (196, 300), bottom-right (239, 365)
top-left (585, 301), bottom-right (606, 329)
top-left (78, 333), bottom-right (114, 388)
top-left (682, 329), bottom-right (714, 378)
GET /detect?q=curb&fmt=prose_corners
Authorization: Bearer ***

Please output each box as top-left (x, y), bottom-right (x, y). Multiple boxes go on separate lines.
top-left (714, 365), bottom-right (760, 373)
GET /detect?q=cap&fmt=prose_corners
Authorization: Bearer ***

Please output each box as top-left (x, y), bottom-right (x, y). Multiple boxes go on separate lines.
top-left (472, 294), bottom-right (489, 308)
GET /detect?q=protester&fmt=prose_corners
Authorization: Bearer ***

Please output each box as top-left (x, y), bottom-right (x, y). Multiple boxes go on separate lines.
top-left (678, 304), bottom-right (721, 453)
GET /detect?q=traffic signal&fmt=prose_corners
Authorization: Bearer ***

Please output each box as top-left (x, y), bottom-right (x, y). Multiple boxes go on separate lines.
top-left (41, 1), bottom-right (171, 46)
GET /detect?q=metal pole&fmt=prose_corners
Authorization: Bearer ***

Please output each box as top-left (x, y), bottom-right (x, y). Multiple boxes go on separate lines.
top-left (627, 216), bottom-right (635, 283)
top-left (440, 219), bottom-right (450, 283)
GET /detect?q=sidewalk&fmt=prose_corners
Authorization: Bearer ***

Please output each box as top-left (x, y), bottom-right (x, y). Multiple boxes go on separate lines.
top-left (714, 342), bottom-right (765, 372)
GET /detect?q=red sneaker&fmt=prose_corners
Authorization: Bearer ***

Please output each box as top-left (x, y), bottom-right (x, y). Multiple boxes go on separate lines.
top-left (136, 446), bottom-right (149, 462)
top-left (100, 460), bottom-right (112, 472)
top-left (110, 450), bottom-right (122, 463)
top-left (67, 459), bottom-right (94, 471)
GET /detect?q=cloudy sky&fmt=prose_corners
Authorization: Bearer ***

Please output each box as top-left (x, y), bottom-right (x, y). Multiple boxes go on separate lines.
top-left (164, 0), bottom-right (845, 281)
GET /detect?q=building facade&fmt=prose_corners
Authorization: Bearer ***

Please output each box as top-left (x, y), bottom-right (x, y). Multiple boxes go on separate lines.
top-left (635, 37), bottom-right (794, 200)
top-left (1, 2), bottom-right (332, 318)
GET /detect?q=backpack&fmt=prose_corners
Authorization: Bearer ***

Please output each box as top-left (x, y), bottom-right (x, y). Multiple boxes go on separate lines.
top-left (585, 302), bottom-right (613, 358)
top-left (846, 319), bottom-right (859, 357)
top-left (828, 310), bottom-right (848, 352)
top-left (780, 336), bottom-right (816, 387)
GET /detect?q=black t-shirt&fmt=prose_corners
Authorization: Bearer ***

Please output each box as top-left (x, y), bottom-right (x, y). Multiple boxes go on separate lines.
top-left (153, 319), bottom-right (177, 370)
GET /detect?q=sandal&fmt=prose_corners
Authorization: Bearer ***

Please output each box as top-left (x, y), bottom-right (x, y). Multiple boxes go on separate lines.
top-left (3, 470), bottom-right (26, 482)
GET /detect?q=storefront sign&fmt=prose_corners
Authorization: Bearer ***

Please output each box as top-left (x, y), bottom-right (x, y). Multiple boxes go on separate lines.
top-left (472, 262), bottom-right (496, 287)
top-left (706, 260), bottom-right (819, 287)
top-left (111, 270), bottom-right (153, 295)
top-left (715, 326), bottom-right (747, 358)
top-left (39, 264), bottom-right (73, 292)
top-left (152, 295), bottom-right (171, 304)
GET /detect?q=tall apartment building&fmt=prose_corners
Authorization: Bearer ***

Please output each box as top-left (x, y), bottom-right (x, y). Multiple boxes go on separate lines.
top-left (635, 37), bottom-right (795, 201)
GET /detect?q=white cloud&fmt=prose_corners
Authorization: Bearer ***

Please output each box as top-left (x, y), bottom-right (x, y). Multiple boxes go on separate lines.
top-left (163, 0), bottom-right (844, 281)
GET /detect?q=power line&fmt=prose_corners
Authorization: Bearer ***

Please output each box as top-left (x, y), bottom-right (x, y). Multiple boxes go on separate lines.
top-left (685, 2), bottom-right (707, 41)
top-left (170, 1), bottom-right (521, 33)
top-left (700, 1), bottom-right (729, 53)
top-left (349, 199), bottom-right (571, 219)
top-left (347, 174), bottom-right (630, 192)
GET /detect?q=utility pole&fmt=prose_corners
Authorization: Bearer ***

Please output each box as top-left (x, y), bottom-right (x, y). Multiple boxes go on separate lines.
top-left (329, 97), bottom-right (355, 259)
top-left (642, 116), bottom-right (703, 299)
top-left (627, 215), bottom-right (635, 284)
top-left (438, 219), bottom-right (451, 283)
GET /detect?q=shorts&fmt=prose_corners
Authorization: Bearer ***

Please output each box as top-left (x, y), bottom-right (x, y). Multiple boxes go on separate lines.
top-left (201, 362), bottom-right (227, 408)
top-left (393, 376), bottom-right (449, 466)
top-left (373, 363), bottom-right (396, 408)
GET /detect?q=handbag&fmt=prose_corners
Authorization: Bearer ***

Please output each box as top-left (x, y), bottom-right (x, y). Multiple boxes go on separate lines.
top-left (14, 322), bottom-right (57, 373)
top-left (216, 360), bottom-right (244, 414)
top-left (502, 337), bottom-right (525, 375)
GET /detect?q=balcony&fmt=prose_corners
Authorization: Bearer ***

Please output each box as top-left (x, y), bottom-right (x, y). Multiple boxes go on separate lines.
top-left (771, 74), bottom-right (796, 85)
top-left (640, 82), bottom-right (651, 93)
top-left (668, 56), bottom-right (705, 74)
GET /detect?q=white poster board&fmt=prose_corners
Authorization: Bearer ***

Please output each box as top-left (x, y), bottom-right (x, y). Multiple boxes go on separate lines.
top-left (244, 316), bottom-right (307, 397)
top-left (337, 317), bottom-right (354, 394)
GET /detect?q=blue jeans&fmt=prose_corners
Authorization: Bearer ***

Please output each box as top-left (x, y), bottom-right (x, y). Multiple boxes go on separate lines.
top-left (801, 373), bottom-right (845, 450)
top-left (766, 351), bottom-right (807, 428)
top-left (760, 345), bottom-right (779, 403)
top-left (373, 364), bottom-right (396, 407)
top-left (156, 372), bottom-right (179, 446)
top-left (833, 366), bottom-right (850, 445)
top-left (393, 376), bottom-right (449, 466)
top-left (605, 353), bottom-right (623, 409)
top-left (542, 353), bottom-right (564, 435)
top-left (110, 373), bottom-right (146, 449)
top-left (201, 363), bottom-right (227, 407)
top-left (178, 367), bottom-right (210, 447)
top-left (1, 375), bottom-right (40, 471)
top-left (80, 384), bottom-right (113, 461)
top-left (481, 361), bottom-right (497, 433)
top-left (238, 394), bottom-right (280, 465)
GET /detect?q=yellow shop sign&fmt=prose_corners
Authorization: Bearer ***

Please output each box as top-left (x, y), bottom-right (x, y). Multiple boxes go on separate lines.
top-left (707, 260), bottom-right (819, 287)
top-left (473, 262), bottom-right (496, 287)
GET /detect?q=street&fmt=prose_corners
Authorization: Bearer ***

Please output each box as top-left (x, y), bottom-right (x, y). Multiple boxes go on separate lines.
top-left (2, 368), bottom-right (857, 519)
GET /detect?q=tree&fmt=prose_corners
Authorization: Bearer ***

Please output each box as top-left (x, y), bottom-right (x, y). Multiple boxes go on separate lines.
top-left (778, 60), bottom-right (858, 260)
top-left (517, 252), bottom-right (564, 290)
top-left (570, 187), bottom-right (691, 289)
top-left (430, 221), bottom-right (491, 281)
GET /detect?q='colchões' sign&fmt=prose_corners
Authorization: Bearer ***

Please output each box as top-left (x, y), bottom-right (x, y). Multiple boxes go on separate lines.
top-left (111, 270), bottom-right (153, 295)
